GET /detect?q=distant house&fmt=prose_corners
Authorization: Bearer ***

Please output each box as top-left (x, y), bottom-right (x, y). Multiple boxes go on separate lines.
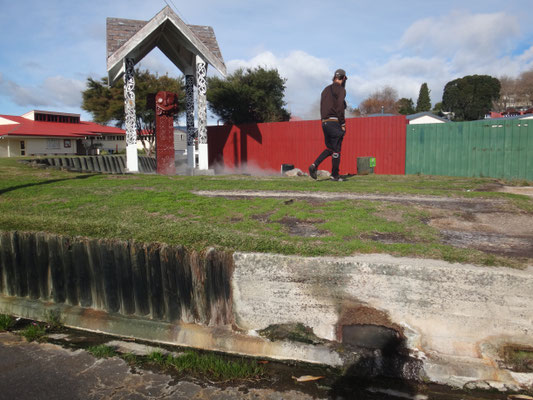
top-left (406, 112), bottom-right (449, 124)
top-left (485, 108), bottom-right (533, 119)
top-left (0, 110), bottom-right (125, 157)
top-left (174, 127), bottom-right (187, 153)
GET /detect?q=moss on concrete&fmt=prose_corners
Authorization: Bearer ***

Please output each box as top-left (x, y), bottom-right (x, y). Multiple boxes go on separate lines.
top-left (503, 345), bottom-right (533, 372)
top-left (258, 323), bottom-right (325, 345)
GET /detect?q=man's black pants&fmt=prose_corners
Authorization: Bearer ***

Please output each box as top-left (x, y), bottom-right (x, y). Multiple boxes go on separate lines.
top-left (313, 121), bottom-right (345, 177)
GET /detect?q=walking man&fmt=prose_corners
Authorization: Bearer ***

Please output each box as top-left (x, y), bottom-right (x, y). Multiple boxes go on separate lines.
top-left (309, 69), bottom-right (348, 181)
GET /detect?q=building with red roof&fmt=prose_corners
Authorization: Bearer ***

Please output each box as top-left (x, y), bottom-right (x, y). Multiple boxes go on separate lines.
top-left (0, 110), bottom-right (125, 157)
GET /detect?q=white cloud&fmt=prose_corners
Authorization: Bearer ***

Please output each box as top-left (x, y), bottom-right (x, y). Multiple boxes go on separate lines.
top-left (137, 49), bottom-right (184, 78)
top-left (42, 77), bottom-right (85, 107)
top-left (401, 11), bottom-right (520, 70)
top-left (227, 50), bottom-right (332, 119)
top-left (0, 73), bottom-right (84, 109)
top-left (346, 57), bottom-right (452, 103)
top-left (343, 11), bottom-right (533, 107)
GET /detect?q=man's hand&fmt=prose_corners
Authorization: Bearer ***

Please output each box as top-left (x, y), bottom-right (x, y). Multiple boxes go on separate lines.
top-left (341, 124), bottom-right (346, 132)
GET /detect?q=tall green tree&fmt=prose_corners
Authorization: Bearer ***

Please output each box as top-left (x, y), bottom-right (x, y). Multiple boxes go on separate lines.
top-left (442, 75), bottom-right (501, 121)
top-left (415, 83), bottom-right (431, 112)
top-left (432, 102), bottom-right (444, 116)
top-left (82, 70), bottom-right (184, 155)
top-left (207, 67), bottom-right (290, 124)
top-left (396, 97), bottom-right (415, 115)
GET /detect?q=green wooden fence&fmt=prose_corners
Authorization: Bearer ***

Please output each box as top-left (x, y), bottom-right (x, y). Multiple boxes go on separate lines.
top-left (406, 119), bottom-right (533, 180)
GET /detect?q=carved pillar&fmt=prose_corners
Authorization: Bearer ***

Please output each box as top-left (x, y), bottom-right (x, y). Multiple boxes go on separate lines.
top-left (196, 56), bottom-right (208, 170)
top-left (124, 58), bottom-right (138, 172)
top-left (155, 91), bottom-right (178, 175)
top-left (185, 74), bottom-right (196, 169)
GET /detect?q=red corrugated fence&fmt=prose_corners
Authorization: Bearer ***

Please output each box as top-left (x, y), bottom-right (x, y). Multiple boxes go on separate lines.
top-left (208, 116), bottom-right (407, 175)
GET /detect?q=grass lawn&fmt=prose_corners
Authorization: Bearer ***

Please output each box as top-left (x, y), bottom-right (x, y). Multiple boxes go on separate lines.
top-left (0, 157), bottom-right (531, 267)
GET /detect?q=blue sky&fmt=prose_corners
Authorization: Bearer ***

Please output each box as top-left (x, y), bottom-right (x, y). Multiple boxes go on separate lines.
top-left (1, 0), bottom-right (532, 122)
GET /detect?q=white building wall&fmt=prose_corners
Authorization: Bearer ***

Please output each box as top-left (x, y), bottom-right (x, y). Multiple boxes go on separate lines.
top-left (175, 130), bottom-right (187, 151)
top-left (0, 139), bottom-right (8, 157)
top-left (409, 115), bottom-right (446, 124)
top-left (93, 135), bottom-right (127, 153)
top-left (0, 137), bottom-right (80, 157)
top-left (25, 137), bottom-right (77, 156)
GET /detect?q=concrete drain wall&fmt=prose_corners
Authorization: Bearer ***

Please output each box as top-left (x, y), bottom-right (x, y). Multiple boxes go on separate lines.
top-left (0, 230), bottom-right (532, 391)
top-left (0, 231), bottom-right (233, 326)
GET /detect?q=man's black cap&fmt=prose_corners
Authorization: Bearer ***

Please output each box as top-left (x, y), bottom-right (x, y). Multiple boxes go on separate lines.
top-left (334, 69), bottom-right (347, 80)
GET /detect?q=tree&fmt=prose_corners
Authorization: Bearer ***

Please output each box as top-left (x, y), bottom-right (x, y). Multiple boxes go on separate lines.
top-left (206, 67), bottom-right (290, 124)
top-left (396, 98), bottom-right (415, 115)
top-left (432, 102), bottom-right (444, 115)
top-left (82, 70), bottom-right (184, 156)
top-left (415, 83), bottom-right (431, 112)
top-left (517, 68), bottom-right (533, 108)
top-left (359, 86), bottom-right (399, 115)
top-left (493, 75), bottom-right (518, 112)
top-left (442, 75), bottom-right (501, 121)
top-left (492, 69), bottom-right (533, 112)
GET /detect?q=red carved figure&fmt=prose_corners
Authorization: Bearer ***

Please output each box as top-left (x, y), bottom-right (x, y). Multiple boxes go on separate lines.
top-left (155, 91), bottom-right (179, 175)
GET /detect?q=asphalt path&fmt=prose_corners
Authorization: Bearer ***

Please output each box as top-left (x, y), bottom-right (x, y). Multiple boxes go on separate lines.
top-left (0, 333), bottom-right (318, 400)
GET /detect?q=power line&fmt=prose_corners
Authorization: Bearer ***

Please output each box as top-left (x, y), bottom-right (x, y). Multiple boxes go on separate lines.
top-left (163, 0), bottom-right (188, 23)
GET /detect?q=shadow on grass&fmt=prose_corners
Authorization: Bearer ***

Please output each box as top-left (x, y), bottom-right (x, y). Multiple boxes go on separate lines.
top-left (0, 174), bottom-right (99, 195)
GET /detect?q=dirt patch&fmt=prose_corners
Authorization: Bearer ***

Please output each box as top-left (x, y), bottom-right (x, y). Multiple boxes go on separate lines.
top-left (251, 213), bottom-right (328, 237)
top-left (440, 230), bottom-right (533, 258)
top-left (361, 232), bottom-right (414, 244)
top-left (430, 213), bottom-right (533, 236)
top-left (277, 216), bottom-right (328, 237)
top-left (430, 212), bottom-right (533, 258)
top-left (498, 186), bottom-right (533, 198)
top-left (194, 190), bottom-right (533, 260)
top-left (193, 189), bottom-right (508, 212)
top-left (251, 211), bottom-right (275, 223)
top-left (474, 182), bottom-right (505, 192)
top-left (373, 207), bottom-right (406, 223)
top-left (476, 183), bottom-right (533, 198)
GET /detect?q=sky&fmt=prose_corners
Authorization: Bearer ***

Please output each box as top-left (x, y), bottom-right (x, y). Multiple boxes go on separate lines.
top-left (1, 0), bottom-right (532, 123)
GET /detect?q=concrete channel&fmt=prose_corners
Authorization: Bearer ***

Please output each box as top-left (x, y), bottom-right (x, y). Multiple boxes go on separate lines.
top-left (0, 230), bottom-right (532, 395)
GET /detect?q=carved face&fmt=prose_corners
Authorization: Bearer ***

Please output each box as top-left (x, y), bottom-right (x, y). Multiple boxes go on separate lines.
top-left (156, 92), bottom-right (177, 107)
top-left (155, 91), bottom-right (179, 115)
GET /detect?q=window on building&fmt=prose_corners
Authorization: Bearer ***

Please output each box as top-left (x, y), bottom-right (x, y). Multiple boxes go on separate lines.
top-left (47, 139), bottom-right (60, 149)
top-left (35, 113), bottom-right (80, 123)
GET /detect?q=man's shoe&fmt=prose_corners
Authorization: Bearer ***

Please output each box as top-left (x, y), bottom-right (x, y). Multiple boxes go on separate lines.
top-left (330, 175), bottom-right (344, 182)
top-left (308, 164), bottom-right (317, 180)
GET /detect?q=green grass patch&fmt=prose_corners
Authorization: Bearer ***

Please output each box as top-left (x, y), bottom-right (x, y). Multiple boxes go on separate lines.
top-left (0, 314), bottom-right (14, 331)
top-left (20, 322), bottom-right (47, 342)
top-left (121, 352), bottom-right (139, 364)
top-left (147, 350), bottom-right (167, 365)
top-left (44, 309), bottom-right (63, 331)
top-left (147, 349), bottom-right (264, 381)
top-left (87, 344), bottom-right (117, 358)
top-left (0, 157), bottom-right (531, 267)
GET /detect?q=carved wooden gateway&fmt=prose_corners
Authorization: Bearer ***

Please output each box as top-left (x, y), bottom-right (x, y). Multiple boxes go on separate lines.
top-left (106, 6), bottom-right (226, 172)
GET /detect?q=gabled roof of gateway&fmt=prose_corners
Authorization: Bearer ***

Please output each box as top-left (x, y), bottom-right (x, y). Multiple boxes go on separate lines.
top-left (106, 6), bottom-right (226, 85)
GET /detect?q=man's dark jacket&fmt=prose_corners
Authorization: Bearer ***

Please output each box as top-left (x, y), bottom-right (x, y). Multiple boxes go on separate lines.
top-left (320, 82), bottom-right (346, 125)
